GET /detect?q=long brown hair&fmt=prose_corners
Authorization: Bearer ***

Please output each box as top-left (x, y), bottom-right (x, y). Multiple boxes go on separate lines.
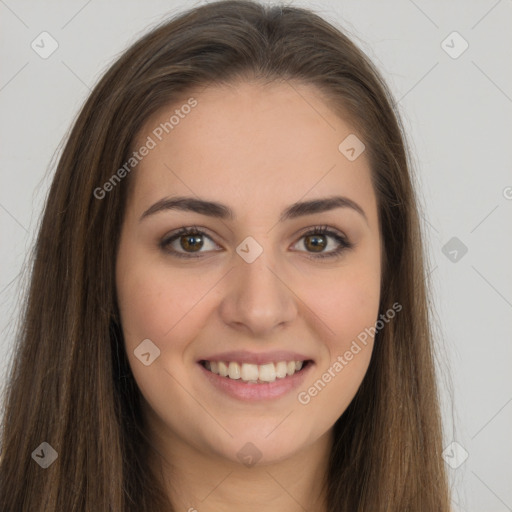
top-left (0, 1), bottom-right (451, 510)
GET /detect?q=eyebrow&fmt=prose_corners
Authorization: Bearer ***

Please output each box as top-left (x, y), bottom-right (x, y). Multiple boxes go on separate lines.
top-left (139, 195), bottom-right (368, 224)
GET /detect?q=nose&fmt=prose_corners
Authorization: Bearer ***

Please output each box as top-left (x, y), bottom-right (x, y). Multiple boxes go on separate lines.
top-left (218, 249), bottom-right (298, 337)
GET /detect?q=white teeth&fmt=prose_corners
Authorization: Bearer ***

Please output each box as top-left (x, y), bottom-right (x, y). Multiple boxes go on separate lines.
top-left (203, 359), bottom-right (308, 382)
top-left (259, 363), bottom-right (276, 382)
top-left (228, 361), bottom-right (241, 379)
top-left (218, 361), bottom-right (229, 377)
top-left (240, 363), bottom-right (259, 381)
top-left (275, 361), bottom-right (287, 379)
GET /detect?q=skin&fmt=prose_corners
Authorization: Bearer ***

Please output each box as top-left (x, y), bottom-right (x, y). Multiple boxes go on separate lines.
top-left (115, 80), bottom-right (381, 511)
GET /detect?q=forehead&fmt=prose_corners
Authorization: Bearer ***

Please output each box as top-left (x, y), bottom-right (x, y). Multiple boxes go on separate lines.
top-left (127, 80), bottom-right (376, 222)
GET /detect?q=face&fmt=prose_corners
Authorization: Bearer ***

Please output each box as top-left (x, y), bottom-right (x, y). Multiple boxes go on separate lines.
top-left (115, 80), bottom-right (381, 467)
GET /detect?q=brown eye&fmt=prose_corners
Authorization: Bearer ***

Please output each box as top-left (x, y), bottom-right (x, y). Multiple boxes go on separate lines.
top-left (180, 233), bottom-right (204, 252)
top-left (303, 234), bottom-right (327, 253)
top-left (291, 225), bottom-right (353, 260)
top-left (160, 227), bottom-right (220, 258)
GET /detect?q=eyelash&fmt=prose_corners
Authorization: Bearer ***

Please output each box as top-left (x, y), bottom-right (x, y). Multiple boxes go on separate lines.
top-left (160, 224), bottom-right (353, 261)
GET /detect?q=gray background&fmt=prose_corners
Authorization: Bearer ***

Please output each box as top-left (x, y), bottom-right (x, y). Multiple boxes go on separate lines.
top-left (1, 0), bottom-right (511, 510)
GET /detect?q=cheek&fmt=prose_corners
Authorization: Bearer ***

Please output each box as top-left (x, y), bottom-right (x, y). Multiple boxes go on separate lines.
top-left (116, 255), bottom-right (208, 347)
top-left (297, 254), bottom-right (380, 414)
top-left (115, 258), bottom-right (209, 412)
top-left (307, 261), bottom-right (381, 352)
top-left (297, 288), bottom-right (378, 427)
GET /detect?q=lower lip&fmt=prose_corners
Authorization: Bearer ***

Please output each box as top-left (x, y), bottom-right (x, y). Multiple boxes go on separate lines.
top-left (198, 362), bottom-right (313, 401)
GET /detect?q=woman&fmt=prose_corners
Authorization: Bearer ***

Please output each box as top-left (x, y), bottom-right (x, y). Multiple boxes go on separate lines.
top-left (0, 1), bottom-right (452, 510)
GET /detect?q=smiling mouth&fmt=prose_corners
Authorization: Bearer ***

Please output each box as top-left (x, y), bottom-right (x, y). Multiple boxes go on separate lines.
top-left (199, 359), bottom-right (312, 383)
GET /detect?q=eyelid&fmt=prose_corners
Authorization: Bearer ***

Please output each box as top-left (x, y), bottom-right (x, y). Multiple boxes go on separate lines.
top-left (294, 224), bottom-right (348, 241)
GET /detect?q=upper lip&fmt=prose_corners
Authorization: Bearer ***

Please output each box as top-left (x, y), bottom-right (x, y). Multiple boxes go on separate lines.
top-left (198, 350), bottom-right (314, 365)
